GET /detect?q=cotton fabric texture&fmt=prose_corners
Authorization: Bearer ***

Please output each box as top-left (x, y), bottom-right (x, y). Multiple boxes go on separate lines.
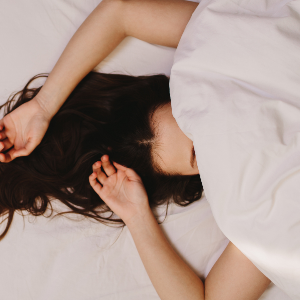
top-left (0, 0), bottom-right (295, 298)
top-left (170, 0), bottom-right (300, 298)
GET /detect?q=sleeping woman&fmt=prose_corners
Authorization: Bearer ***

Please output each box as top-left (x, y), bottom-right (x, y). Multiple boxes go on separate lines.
top-left (0, 0), bottom-right (271, 299)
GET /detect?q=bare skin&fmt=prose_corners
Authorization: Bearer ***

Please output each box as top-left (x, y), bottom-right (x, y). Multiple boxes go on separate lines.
top-left (1, 0), bottom-right (271, 298)
top-left (90, 155), bottom-right (271, 300)
top-left (0, 0), bottom-right (197, 162)
top-left (151, 102), bottom-right (199, 175)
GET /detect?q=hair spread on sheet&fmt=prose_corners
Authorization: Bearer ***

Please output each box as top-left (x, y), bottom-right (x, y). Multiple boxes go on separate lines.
top-left (0, 72), bottom-right (203, 240)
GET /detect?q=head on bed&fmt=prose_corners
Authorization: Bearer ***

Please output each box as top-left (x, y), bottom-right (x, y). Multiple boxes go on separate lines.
top-left (0, 72), bottom-right (202, 239)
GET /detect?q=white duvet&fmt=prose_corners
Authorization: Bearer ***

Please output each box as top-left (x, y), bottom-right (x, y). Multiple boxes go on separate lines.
top-left (170, 0), bottom-right (300, 299)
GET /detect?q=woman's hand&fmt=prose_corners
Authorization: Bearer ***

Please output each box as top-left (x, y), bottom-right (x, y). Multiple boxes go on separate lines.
top-left (0, 98), bottom-right (51, 162)
top-left (89, 155), bottom-right (151, 225)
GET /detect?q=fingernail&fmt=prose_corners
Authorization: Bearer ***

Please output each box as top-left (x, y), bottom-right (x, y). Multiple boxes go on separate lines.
top-left (93, 161), bottom-right (100, 167)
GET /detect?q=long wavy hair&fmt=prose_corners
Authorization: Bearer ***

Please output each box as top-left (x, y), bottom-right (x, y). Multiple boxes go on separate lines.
top-left (0, 71), bottom-right (203, 240)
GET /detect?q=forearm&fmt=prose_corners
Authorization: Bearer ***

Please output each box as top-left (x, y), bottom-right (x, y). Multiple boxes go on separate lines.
top-left (90, 159), bottom-right (270, 300)
top-left (127, 211), bottom-right (270, 300)
top-left (36, 0), bottom-right (198, 118)
top-left (127, 210), bottom-right (204, 300)
top-left (37, 0), bottom-right (126, 117)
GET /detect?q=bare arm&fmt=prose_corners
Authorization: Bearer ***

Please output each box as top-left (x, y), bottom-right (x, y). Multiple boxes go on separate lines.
top-left (128, 214), bottom-right (270, 300)
top-left (205, 242), bottom-right (270, 299)
top-left (0, 0), bottom-right (198, 162)
top-left (90, 157), bottom-right (271, 300)
top-left (38, 0), bottom-right (199, 118)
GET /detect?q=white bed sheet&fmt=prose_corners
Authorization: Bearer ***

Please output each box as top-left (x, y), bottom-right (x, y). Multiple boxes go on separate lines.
top-left (0, 198), bottom-right (230, 300)
top-left (0, 198), bottom-right (289, 300)
top-left (170, 0), bottom-right (300, 298)
top-left (0, 0), bottom-right (292, 299)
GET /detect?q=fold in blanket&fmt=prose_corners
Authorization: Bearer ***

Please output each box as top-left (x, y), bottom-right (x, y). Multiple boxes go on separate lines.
top-left (170, 0), bottom-right (300, 298)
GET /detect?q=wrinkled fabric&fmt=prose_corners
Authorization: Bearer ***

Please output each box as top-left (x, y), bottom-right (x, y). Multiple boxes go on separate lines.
top-left (0, 198), bottom-right (231, 300)
top-left (170, 0), bottom-right (300, 298)
top-left (0, 197), bottom-right (289, 300)
top-left (0, 0), bottom-right (295, 298)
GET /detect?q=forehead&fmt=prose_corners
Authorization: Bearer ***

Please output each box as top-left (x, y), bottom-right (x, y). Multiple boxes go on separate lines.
top-left (151, 103), bottom-right (173, 135)
top-left (150, 103), bottom-right (194, 175)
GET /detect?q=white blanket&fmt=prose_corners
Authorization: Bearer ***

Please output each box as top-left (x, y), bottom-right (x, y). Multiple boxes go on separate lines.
top-left (170, 0), bottom-right (300, 298)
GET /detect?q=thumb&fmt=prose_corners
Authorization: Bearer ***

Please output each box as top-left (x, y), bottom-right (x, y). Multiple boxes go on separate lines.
top-left (125, 169), bottom-right (142, 182)
top-left (12, 139), bottom-right (37, 159)
top-left (113, 162), bottom-right (128, 172)
top-left (113, 162), bottom-right (141, 181)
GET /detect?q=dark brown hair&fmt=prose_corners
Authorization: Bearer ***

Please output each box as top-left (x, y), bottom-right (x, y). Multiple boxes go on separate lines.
top-left (0, 72), bottom-right (203, 240)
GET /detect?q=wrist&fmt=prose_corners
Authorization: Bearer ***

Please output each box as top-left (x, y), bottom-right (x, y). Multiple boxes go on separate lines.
top-left (35, 86), bottom-right (64, 119)
top-left (35, 72), bottom-right (74, 119)
top-left (125, 207), bottom-right (156, 231)
top-left (33, 95), bottom-right (53, 121)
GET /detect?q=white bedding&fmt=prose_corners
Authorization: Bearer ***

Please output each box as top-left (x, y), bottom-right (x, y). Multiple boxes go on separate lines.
top-left (0, 0), bottom-right (292, 299)
top-left (0, 198), bottom-right (290, 300)
top-left (0, 198), bottom-right (230, 300)
top-left (170, 0), bottom-right (300, 298)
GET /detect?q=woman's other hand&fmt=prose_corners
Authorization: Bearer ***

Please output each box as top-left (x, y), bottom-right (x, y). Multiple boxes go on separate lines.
top-left (89, 155), bottom-right (151, 225)
top-left (0, 98), bottom-right (51, 162)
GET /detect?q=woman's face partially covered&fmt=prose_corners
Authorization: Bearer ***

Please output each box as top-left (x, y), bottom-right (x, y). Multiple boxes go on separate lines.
top-left (151, 103), bottom-right (199, 176)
